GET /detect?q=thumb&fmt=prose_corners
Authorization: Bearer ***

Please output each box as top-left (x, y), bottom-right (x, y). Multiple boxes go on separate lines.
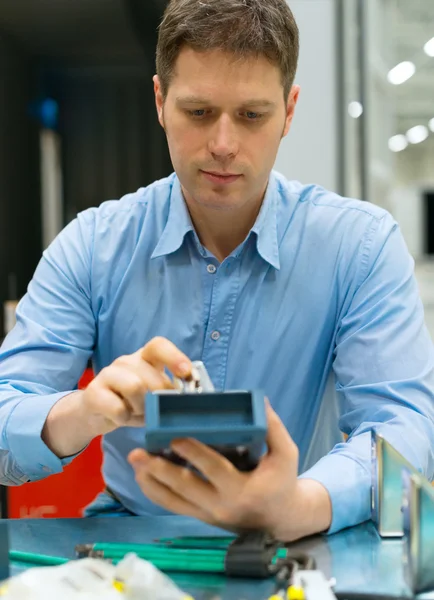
top-left (265, 399), bottom-right (298, 461)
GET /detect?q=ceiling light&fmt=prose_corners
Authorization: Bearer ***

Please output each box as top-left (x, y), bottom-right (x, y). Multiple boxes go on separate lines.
top-left (348, 101), bottom-right (363, 119)
top-left (387, 61), bottom-right (416, 85)
top-left (424, 37), bottom-right (434, 57)
top-left (429, 118), bottom-right (434, 133)
top-left (406, 125), bottom-right (429, 144)
top-left (388, 135), bottom-right (408, 152)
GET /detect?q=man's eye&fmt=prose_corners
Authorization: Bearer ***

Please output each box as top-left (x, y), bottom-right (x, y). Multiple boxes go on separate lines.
top-left (245, 112), bottom-right (264, 121)
top-left (188, 109), bottom-right (207, 118)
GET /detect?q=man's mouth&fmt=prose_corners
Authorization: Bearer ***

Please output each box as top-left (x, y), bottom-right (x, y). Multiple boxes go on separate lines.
top-left (200, 170), bottom-right (242, 185)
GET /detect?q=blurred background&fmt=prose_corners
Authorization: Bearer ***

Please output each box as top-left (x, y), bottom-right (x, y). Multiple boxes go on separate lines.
top-left (1, 0), bottom-right (434, 332)
top-left (0, 0), bottom-right (433, 517)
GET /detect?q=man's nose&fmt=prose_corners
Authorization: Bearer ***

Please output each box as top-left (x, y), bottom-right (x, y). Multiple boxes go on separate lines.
top-left (208, 114), bottom-right (239, 160)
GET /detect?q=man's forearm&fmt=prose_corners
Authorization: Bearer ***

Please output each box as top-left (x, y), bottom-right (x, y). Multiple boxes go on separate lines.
top-left (273, 479), bottom-right (332, 542)
top-left (41, 391), bottom-right (105, 458)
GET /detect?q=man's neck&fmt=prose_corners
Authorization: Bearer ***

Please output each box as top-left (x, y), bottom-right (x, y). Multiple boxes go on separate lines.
top-left (183, 190), bottom-right (265, 263)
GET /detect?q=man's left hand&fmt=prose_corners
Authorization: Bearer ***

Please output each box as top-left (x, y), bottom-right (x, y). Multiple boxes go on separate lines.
top-left (128, 402), bottom-right (332, 541)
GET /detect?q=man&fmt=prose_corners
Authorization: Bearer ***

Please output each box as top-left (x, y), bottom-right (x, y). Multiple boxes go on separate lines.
top-left (0, 0), bottom-right (433, 542)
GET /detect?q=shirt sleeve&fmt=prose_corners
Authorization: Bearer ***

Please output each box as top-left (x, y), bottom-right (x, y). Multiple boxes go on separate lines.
top-left (0, 209), bottom-right (96, 485)
top-left (300, 212), bottom-right (434, 534)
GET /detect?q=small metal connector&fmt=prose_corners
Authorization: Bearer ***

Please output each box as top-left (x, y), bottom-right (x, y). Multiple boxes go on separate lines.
top-left (173, 361), bottom-right (215, 393)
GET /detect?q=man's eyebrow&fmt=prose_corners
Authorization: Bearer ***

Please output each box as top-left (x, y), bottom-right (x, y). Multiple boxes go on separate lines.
top-left (175, 96), bottom-right (277, 108)
top-left (239, 99), bottom-right (277, 108)
top-left (175, 96), bottom-right (211, 104)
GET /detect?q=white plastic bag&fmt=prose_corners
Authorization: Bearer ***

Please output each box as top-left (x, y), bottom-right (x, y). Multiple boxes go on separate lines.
top-left (0, 553), bottom-right (193, 600)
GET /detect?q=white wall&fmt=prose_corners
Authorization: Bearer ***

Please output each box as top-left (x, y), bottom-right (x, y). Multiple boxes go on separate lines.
top-left (364, 0), bottom-right (396, 212)
top-left (388, 138), bottom-right (434, 259)
top-left (389, 186), bottom-right (425, 259)
top-left (274, 0), bottom-right (339, 192)
top-left (395, 138), bottom-right (434, 188)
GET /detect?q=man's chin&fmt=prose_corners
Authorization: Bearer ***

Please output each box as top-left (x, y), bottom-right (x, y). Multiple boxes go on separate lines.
top-left (194, 193), bottom-right (241, 211)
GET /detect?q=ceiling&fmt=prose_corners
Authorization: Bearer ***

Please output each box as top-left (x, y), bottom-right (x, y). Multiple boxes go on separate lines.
top-left (392, 0), bottom-right (434, 131)
top-left (0, 0), bottom-right (167, 64)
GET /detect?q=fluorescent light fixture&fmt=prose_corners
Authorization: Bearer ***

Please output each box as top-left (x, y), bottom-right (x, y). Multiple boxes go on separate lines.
top-left (424, 37), bottom-right (434, 57)
top-left (348, 101), bottom-right (363, 119)
top-left (429, 118), bottom-right (434, 133)
top-left (388, 135), bottom-right (408, 152)
top-left (406, 125), bottom-right (429, 144)
top-left (387, 61), bottom-right (416, 85)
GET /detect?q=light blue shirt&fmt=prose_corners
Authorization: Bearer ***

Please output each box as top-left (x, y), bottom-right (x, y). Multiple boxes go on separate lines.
top-left (0, 171), bottom-right (433, 534)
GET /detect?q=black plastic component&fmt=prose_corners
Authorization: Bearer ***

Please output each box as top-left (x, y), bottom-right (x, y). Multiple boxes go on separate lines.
top-left (224, 532), bottom-right (279, 578)
top-left (154, 445), bottom-right (260, 472)
top-left (224, 531), bottom-right (317, 580)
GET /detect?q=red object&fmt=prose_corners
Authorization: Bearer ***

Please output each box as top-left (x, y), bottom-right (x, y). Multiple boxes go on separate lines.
top-left (7, 369), bottom-right (105, 518)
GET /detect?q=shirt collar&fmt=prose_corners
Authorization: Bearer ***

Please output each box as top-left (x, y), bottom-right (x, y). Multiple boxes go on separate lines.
top-left (250, 171), bottom-right (280, 270)
top-left (151, 176), bottom-right (194, 259)
top-left (152, 172), bottom-right (280, 270)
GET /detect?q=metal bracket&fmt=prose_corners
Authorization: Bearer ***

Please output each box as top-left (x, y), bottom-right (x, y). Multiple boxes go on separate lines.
top-left (173, 360), bottom-right (215, 393)
top-left (402, 469), bottom-right (434, 595)
top-left (371, 431), bottom-right (419, 537)
top-left (294, 570), bottom-right (337, 600)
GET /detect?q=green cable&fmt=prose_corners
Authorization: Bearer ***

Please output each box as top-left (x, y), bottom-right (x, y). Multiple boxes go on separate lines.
top-left (9, 550), bottom-right (69, 566)
top-left (91, 543), bottom-right (227, 559)
top-left (112, 557), bottom-right (225, 573)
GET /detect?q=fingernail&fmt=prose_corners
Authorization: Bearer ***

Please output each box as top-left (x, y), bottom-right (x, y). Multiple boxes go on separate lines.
top-left (171, 440), bottom-right (186, 452)
top-left (129, 455), bottom-right (149, 469)
top-left (178, 362), bottom-right (191, 376)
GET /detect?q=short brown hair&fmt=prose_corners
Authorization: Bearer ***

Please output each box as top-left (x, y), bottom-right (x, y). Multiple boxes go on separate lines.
top-left (156, 0), bottom-right (299, 101)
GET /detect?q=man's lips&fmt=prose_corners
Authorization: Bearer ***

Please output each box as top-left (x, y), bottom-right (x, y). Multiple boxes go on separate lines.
top-left (200, 170), bottom-right (242, 184)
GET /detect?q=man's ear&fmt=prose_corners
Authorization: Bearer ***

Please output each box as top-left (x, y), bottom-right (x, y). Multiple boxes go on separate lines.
top-left (153, 75), bottom-right (165, 129)
top-left (282, 85), bottom-right (300, 138)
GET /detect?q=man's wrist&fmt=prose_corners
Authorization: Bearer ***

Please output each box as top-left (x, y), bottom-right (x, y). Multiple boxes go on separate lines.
top-left (42, 391), bottom-right (107, 458)
top-left (76, 391), bottom-right (114, 438)
top-left (271, 478), bottom-right (332, 542)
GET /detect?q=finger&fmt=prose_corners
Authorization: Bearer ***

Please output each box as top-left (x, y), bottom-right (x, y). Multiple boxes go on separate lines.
top-left (128, 354), bottom-right (175, 387)
top-left (89, 385), bottom-right (135, 427)
top-left (102, 363), bottom-right (171, 415)
top-left (170, 438), bottom-right (239, 489)
top-left (140, 337), bottom-right (192, 378)
top-left (265, 401), bottom-right (297, 460)
top-left (130, 454), bottom-right (209, 521)
top-left (132, 451), bottom-right (217, 507)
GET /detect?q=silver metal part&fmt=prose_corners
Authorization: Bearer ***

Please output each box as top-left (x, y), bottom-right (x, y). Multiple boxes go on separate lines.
top-left (173, 360), bottom-right (215, 393)
top-left (402, 470), bottom-right (434, 594)
top-left (371, 431), bottom-right (419, 537)
top-left (294, 570), bottom-right (337, 600)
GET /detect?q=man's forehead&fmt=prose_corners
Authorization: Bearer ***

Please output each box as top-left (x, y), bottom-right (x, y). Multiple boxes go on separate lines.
top-left (173, 46), bottom-right (281, 81)
top-left (168, 48), bottom-right (284, 105)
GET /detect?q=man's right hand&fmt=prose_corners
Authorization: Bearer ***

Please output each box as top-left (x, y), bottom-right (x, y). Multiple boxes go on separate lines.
top-left (81, 337), bottom-right (192, 435)
top-left (42, 337), bottom-right (192, 458)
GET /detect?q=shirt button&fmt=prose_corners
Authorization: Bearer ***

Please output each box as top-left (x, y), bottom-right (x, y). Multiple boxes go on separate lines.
top-left (207, 264), bottom-right (217, 274)
top-left (211, 331), bottom-right (221, 341)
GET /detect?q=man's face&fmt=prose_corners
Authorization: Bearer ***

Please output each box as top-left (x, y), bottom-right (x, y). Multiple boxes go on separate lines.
top-left (154, 47), bottom-right (299, 211)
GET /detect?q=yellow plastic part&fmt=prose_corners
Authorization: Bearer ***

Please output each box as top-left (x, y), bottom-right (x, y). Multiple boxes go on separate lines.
top-left (287, 585), bottom-right (305, 600)
top-left (113, 579), bottom-right (126, 593)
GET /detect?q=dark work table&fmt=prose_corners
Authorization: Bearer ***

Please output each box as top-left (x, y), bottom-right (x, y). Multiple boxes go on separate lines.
top-left (4, 516), bottom-right (428, 599)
